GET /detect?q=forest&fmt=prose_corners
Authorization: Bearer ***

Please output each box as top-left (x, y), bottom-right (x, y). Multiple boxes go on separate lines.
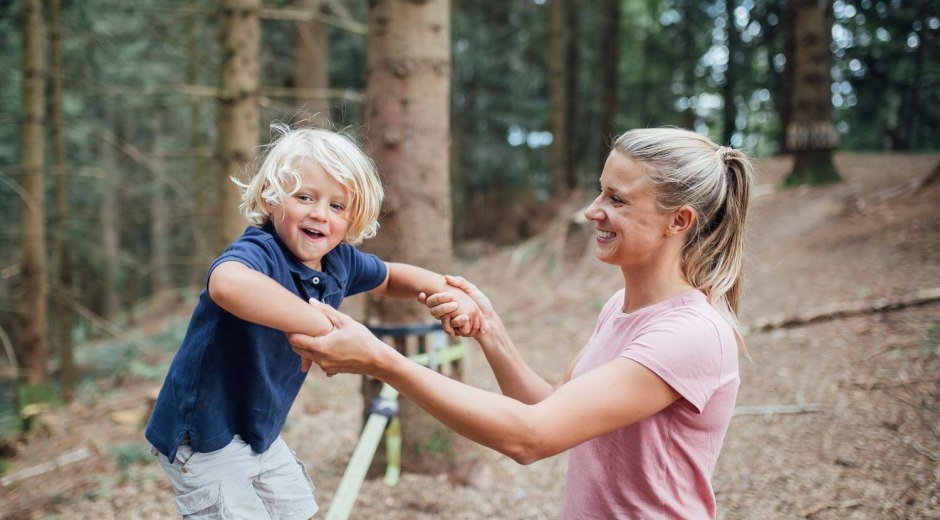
top-left (1, 0), bottom-right (938, 518)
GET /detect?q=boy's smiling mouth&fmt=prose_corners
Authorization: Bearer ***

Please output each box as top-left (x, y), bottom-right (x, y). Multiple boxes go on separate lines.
top-left (302, 228), bottom-right (326, 240)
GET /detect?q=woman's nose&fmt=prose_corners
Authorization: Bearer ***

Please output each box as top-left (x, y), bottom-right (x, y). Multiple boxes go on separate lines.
top-left (583, 196), bottom-right (603, 222)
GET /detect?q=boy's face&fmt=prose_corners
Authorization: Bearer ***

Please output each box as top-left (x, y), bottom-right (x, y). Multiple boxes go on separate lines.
top-left (265, 163), bottom-right (351, 271)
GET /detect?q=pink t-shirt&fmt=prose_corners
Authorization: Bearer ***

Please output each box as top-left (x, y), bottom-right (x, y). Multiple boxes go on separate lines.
top-left (562, 289), bottom-right (740, 519)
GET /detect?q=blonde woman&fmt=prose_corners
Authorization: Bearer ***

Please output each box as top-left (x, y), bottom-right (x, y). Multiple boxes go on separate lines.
top-left (290, 128), bottom-right (753, 518)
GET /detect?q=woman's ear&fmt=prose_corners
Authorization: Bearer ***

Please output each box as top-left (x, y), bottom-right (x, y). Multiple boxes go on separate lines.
top-left (670, 206), bottom-right (696, 235)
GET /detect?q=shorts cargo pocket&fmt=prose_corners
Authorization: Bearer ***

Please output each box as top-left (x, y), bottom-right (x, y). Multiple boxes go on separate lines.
top-left (175, 481), bottom-right (228, 519)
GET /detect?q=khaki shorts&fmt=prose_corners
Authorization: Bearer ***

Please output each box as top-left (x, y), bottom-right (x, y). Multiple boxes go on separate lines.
top-left (154, 435), bottom-right (318, 519)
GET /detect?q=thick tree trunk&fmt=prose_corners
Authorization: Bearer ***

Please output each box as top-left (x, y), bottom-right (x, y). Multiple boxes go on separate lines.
top-left (293, 0), bottom-right (330, 125)
top-left (548, 0), bottom-right (569, 194)
top-left (363, 0), bottom-right (454, 475)
top-left (597, 0), bottom-right (620, 168)
top-left (784, 0), bottom-right (841, 186)
top-left (218, 0), bottom-right (261, 246)
top-left (722, 0), bottom-right (739, 145)
top-left (50, 0), bottom-right (75, 400)
top-left (20, 0), bottom-right (48, 385)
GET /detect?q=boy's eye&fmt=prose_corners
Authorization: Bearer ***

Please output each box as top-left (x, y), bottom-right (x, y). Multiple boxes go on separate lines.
top-left (330, 202), bottom-right (346, 212)
top-left (297, 194), bottom-right (314, 202)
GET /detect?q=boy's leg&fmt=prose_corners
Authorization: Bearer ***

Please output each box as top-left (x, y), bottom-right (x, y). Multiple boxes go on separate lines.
top-left (252, 436), bottom-right (319, 520)
top-left (155, 437), bottom-right (272, 519)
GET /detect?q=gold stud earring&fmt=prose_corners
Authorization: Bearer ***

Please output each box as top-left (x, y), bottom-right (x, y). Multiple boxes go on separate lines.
top-left (663, 230), bottom-right (675, 237)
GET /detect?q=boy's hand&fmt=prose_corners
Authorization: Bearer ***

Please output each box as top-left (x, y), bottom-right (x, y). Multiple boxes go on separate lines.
top-left (447, 289), bottom-right (484, 336)
top-left (419, 276), bottom-right (492, 338)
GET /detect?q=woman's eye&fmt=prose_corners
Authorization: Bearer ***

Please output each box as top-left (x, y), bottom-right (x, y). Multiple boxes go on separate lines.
top-left (608, 195), bottom-right (625, 206)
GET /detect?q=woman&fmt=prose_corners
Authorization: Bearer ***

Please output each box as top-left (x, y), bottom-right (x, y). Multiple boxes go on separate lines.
top-left (290, 128), bottom-right (754, 518)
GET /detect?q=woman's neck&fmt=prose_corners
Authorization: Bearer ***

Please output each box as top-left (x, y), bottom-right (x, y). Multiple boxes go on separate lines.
top-left (620, 259), bottom-right (693, 313)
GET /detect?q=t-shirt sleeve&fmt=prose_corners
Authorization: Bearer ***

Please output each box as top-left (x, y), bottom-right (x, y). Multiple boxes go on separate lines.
top-left (207, 231), bottom-right (278, 285)
top-left (619, 308), bottom-right (725, 413)
top-left (341, 246), bottom-right (388, 297)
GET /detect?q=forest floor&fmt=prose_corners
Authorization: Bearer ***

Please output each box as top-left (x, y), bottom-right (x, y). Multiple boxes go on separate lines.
top-left (1, 152), bottom-right (939, 519)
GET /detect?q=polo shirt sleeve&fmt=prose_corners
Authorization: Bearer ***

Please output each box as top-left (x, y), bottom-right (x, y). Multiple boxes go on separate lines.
top-left (619, 308), bottom-right (725, 414)
top-left (341, 245), bottom-right (388, 297)
top-left (207, 231), bottom-right (278, 284)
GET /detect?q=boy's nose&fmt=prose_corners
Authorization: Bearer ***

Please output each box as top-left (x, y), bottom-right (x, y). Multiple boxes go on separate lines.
top-left (308, 202), bottom-right (328, 220)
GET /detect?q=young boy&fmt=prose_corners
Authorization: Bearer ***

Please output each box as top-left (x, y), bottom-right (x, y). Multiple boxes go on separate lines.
top-left (145, 124), bottom-right (481, 519)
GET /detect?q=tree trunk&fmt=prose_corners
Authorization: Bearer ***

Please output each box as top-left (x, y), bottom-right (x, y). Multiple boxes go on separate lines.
top-left (293, 0), bottom-right (330, 125)
top-left (777, 0), bottom-right (794, 153)
top-left (150, 111), bottom-right (171, 294)
top-left (218, 0), bottom-right (261, 246)
top-left (49, 0), bottom-right (75, 401)
top-left (784, 0), bottom-right (841, 186)
top-left (189, 17), bottom-right (213, 284)
top-left (722, 0), bottom-right (739, 145)
top-left (19, 0), bottom-right (48, 385)
top-left (597, 0), bottom-right (620, 168)
top-left (100, 117), bottom-right (121, 318)
top-left (899, 0), bottom-right (927, 150)
top-left (680, 1), bottom-right (699, 130)
top-left (564, 0), bottom-right (579, 186)
top-left (548, 0), bottom-right (569, 194)
top-left (363, 0), bottom-right (454, 475)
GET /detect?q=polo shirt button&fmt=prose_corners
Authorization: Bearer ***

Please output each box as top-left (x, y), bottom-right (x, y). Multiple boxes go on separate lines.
top-left (312, 276), bottom-right (320, 285)
top-left (181, 467), bottom-right (189, 473)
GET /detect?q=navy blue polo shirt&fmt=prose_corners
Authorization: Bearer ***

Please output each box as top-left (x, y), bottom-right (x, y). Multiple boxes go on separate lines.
top-left (145, 225), bottom-right (387, 461)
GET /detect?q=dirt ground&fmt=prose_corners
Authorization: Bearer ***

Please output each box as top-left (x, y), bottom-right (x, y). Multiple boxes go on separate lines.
top-left (2, 152), bottom-right (938, 519)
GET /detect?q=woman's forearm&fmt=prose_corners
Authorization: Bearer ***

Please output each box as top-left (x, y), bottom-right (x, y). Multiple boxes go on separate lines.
top-left (374, 341), bottom-right (549, 464)
top-left (476, 317), bottom-right (554, 404)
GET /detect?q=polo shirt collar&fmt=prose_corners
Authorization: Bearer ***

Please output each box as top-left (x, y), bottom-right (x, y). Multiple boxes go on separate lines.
top-left (261, 224), bottom-right (350, 291)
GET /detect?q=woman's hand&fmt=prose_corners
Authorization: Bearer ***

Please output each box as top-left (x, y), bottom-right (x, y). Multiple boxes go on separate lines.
top-left (289, 300), bottom-right (393, 377)
top-left (419, 275), bottom-right (497, 338)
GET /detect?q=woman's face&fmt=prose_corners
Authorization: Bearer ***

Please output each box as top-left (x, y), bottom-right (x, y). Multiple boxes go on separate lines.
top-left (584, 152), bottom-right (674, 269)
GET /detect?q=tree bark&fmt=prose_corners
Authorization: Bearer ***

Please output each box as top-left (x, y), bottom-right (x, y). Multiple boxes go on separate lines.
top-left (100, 118), bottom-right (121, 318)
top-left (564, 0), bottom-right (579, 186)
top-left (19, 0), bottom-right (48, 385)
top-left (777, 0), bottom-right (794, 153)
top-left (293, 0), bottom-right (330, 125)
top-left (784, 0), bottom-right (841, 185)
top-left (49, 0), bottom-right (75, 400)
top-left (218, 0), bottom-right (261, 246)
top-left (548, 0), bottom-right (569, 194)
top-left (150, 111), bottom-right (171, 294)
top-left (188, 16), bottom-right (213, 283)
top-left (597, 0), bottom-right (620, 168)
top-left (722, 0), bottom-right (739, 145)
top-left (363, 0), bottom-right (454, 475)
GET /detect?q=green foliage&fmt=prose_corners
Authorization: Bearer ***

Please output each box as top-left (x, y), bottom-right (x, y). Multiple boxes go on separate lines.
top-left (111, 442), bottom-right (153, 473)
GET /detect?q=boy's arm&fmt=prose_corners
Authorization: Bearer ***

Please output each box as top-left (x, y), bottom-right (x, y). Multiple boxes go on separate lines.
top-left (208, 261), bottom-right (333, 337)
top-left (369, 262), bottom-right (483, 334)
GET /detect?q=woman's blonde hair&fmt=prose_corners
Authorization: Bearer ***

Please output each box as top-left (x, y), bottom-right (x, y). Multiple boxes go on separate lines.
top-left (612, 128), bottom-right (753, 337)
top-left (234, 123), bottom-right (384, 245)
